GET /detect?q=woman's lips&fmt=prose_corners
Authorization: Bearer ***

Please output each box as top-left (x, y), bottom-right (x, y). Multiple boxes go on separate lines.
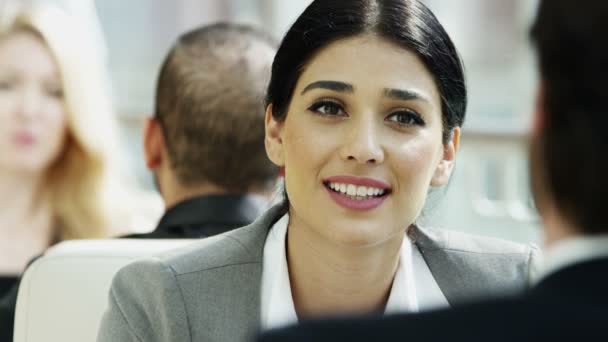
top-left (13, 132), bottom-right (36, 146)
top-left (324, 175), bottom-right (391, 189)
top-left (323, 175), bottom-right (391, 211)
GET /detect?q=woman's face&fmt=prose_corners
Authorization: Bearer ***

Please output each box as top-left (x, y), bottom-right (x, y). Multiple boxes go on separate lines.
top-left (266, 34), bottom-right (459, 247)
top-left (0, 30), bottom-right (67, 175)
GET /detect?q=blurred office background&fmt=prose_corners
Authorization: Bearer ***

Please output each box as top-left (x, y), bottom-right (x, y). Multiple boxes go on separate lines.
top-left (29, 0), bottom-right (542, 243)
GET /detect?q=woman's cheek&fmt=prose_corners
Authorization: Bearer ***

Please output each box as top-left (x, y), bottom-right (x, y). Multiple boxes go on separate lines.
top-left (42, 107), bottom-right (68, 164)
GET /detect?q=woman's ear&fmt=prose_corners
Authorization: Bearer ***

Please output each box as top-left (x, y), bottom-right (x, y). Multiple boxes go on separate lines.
top-left (265, 105), bottom-right (286, 167)
top-left (431, 127), bottom-right (460, 187)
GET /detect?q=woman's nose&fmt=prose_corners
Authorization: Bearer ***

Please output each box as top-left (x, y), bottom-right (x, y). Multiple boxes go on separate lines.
top-left (16, 88), bottom-right (41, 119)
top-left (339, 117), bottom-right (385, 164)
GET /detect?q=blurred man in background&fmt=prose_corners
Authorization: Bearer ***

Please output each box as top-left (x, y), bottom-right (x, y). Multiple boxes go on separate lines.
top-left (130, 23), bottom-right (279, 239)
top-left (258, 0), bottom-right (608, 340)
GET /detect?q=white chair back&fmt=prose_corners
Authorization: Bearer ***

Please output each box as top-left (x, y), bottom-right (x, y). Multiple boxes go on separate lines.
top-left (13, 239), bottom-right (198, 342)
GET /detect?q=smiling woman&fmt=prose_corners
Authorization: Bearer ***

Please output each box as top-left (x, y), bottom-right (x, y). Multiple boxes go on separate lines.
top-left (264, 34), bottom-right (463, 317)
top-left (267, 35), bottom-right (453, 250)
top-left (97, 1), bottom-right (539, 341)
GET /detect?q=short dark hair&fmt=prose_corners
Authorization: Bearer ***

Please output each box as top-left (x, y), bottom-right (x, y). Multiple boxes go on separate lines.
top-left (155, 23), bottom-right (278, 192)
top-left (530, 1), bottom-right (608, 234)
top-left (265, 0), bottom-right (467, 144)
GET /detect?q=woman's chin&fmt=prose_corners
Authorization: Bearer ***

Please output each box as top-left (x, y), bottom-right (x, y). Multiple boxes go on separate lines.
top-left (324, 221), bottom-right (400, 249)
top-left (3, 159), bottom-right (48, 175)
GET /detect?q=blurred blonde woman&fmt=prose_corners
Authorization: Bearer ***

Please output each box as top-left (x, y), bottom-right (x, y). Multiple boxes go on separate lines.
top-left (0, 2), bottom-right (150, 296)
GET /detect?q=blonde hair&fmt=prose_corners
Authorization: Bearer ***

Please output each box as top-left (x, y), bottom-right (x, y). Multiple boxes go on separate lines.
top-left (0, 2), bottom-right (140, 240)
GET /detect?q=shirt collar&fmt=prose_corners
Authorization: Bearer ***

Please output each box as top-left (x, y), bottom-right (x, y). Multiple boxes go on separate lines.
top-left (385, 234), bottom-right (419, 314)
top-left (260, 215), bottom-right (446, 331)
top-left (533, 234), bottom-right (608, 285)
top-left (156, 194), bottom-right (267, 233)
top-left (260, 214), bottom-right (295, 331)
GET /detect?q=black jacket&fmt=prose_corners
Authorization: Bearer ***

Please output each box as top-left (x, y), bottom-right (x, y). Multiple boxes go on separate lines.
top-left (124, 194), bottom-right (267, 239)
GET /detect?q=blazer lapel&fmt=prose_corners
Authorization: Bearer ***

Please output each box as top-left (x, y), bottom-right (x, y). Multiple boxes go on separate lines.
top-left (409, 225), bottom-right (462, 307)
top-left (410, 225), bottom-right (532, 307)
top-left (411, 224), bottom-right (497, 307)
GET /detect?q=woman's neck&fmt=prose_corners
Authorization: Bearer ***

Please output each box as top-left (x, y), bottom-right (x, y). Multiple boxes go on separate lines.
top-left (0, 170), bottom-right (55, 274)
top-left (0, 170), bottom-right (48, 223)
top-left (286, 214), bottom-right (404, 320)
top-left (0, 171), bottom-right (54, 244)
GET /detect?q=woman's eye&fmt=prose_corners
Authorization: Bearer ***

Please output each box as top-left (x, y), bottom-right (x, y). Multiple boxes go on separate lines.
top-left (308, 101), bottom-right (346, 116)
top-left (0, 80), bottom-right (13, 91)
top-left (46, 87), bottom-right (64, 99)
top-left (386, 110), bottom-right (425, 126)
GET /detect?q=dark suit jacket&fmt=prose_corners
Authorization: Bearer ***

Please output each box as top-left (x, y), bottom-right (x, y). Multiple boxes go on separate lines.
top-left (258, 257), bottom-right (608, 342)
top-left (124, 194), bottom-right (267, 239)
top-left (0, 280), bottom-right (17, 342)
top-left (0, 194), bottom-right (265, 342)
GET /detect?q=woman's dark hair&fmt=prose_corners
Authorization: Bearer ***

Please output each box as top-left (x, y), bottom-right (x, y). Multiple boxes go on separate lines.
top-left (530, 0), bottom-right (608, 234)
top-left (265, 0), bottom-right (467, 144)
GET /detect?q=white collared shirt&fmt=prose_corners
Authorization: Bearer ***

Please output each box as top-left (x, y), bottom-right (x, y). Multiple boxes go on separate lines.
top-left (260, 214), bottom-right (449, 331)
top-left (532, 234), bottom-right (608, 285)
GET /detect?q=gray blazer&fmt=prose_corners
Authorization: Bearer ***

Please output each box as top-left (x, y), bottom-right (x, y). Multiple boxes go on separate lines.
top-left (97, 205), bottom-right (539, 342)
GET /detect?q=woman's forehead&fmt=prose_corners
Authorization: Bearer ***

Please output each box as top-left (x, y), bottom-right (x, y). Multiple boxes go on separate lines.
top-left (0, 30), bottom-right (59, 76)
top-left (295, 35), bottom-right (440, 102)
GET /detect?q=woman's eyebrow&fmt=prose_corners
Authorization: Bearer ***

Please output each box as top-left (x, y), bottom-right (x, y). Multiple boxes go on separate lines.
top-left (384, 88), bottom-right (431, 103)
top-left (301, 80), bottom-right (354, 95)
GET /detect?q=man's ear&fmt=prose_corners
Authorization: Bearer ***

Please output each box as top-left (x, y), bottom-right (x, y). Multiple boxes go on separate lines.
top-left (143, 117), bottom-right (165, 170)
top-left (265, 105), bottom-right (285, 167)
top-left (532, 83), bottom-right (545, 138)
top-left (431, 127), bottom-right (460, 187)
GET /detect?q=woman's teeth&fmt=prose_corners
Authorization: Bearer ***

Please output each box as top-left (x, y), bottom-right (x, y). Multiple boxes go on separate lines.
top-left (327, 182), bottom-right (386, 199)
